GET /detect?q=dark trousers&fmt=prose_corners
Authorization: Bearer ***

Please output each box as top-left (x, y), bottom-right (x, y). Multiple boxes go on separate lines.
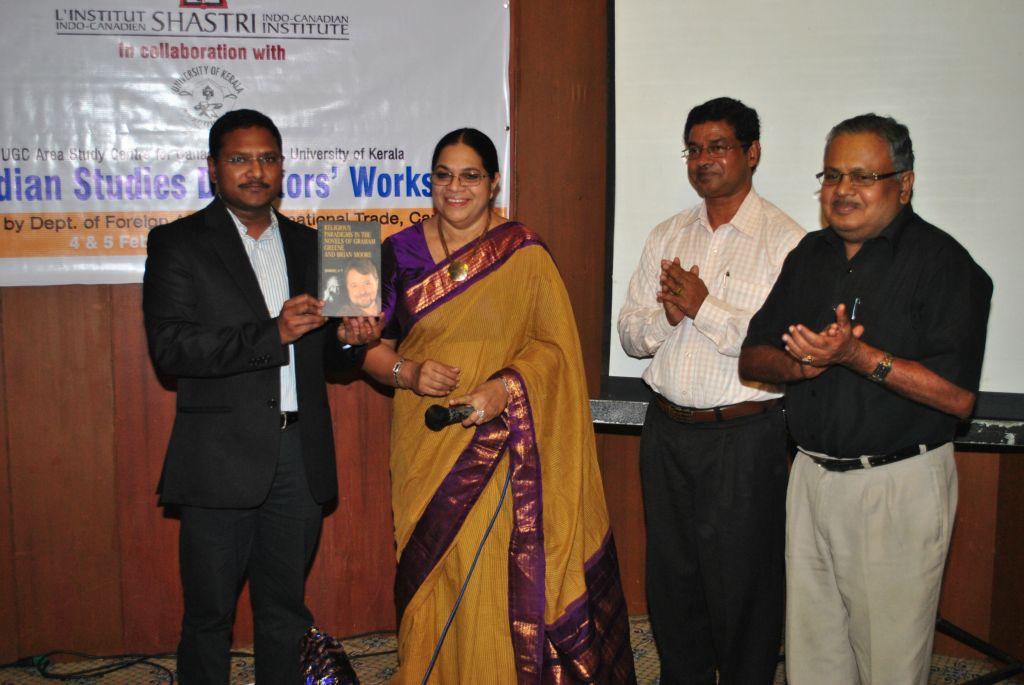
top-left (640, 403), bottom-right (787, 685)
top-left (176, 425), bottom-right (322, 685)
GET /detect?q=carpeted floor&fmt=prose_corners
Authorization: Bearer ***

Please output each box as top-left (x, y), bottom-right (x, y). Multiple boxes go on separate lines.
top-left (1, 616), bottom-right (1019, 684)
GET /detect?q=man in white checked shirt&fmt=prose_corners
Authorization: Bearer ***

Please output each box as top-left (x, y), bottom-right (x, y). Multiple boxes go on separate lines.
top-left (618, 97), bottom-right (803, 685)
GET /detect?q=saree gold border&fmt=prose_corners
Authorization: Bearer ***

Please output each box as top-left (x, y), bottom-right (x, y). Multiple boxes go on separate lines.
top-left (403, 224), bottom-right (544, 320)
top-left (498, 368), bottom-right (549, 680)
top-left (499, 368), bottom-right (530, 430)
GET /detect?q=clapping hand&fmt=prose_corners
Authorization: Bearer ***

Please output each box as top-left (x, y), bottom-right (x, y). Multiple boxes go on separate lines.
top-left (782, 303), bottom-right (865, 376)
top-left (657, 258), bottom-right (708, 324)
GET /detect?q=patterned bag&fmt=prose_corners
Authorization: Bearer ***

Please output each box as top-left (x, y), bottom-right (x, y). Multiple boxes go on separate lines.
top-left (300, 626), bottom-right (360, 685)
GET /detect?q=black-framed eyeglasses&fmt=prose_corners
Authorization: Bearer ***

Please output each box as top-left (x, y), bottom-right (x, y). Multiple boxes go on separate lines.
top-left (681, 141), bottom-right (749, 159)
top-left (816, 169), bottom-right (906, 186)
top-left (224, 153), bottom-right (284, 167)
top-left (431, 169), bottom-right (489, 187)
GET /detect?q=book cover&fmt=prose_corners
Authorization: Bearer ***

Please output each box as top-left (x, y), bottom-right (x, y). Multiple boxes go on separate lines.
top-left (317, 220), bottom-right (382, 317)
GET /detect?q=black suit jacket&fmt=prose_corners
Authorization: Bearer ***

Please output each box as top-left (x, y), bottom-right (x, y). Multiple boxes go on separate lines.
top-left (143, 198), bottom-right (362, 508)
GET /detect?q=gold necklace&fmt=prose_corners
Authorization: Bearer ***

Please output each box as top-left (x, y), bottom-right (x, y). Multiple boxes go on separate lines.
top-left (437, 222), bottom-right (488, 281)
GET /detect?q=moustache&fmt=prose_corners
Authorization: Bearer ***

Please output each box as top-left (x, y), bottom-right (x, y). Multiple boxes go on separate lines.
top-left (831, 199), bottom-right (860, 209)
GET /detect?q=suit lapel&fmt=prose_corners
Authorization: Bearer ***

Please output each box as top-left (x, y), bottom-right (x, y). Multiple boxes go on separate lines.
top-left (204, 199), bottom-right (271, 318)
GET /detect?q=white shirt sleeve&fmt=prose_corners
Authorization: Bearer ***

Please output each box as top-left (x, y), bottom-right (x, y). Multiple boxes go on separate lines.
top-left (617, 221), bottom-right (677, 358)
top-left (691, 294), bottom-right (755, 357)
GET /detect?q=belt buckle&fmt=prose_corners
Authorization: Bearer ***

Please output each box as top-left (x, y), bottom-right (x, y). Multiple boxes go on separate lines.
top-left (677, 405), bottom-right (695, 421)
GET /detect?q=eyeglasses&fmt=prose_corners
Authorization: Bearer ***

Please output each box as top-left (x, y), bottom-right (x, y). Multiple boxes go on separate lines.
top-left (431, 169), bottom-right (489, 187)
top-left (681, 141), bottom-right (748, 159)
top-left (223, 153), bottom-right (284, 167)
top-left (816, 169), bottom-right (905, 186)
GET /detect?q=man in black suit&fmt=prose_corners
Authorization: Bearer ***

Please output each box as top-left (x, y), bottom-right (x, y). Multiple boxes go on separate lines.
top-left (143, 109), bottom-right (379, 684)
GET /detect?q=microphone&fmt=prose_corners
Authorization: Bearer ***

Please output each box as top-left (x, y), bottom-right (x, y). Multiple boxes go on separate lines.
top-left (425, 404), bottom-right (476, 431)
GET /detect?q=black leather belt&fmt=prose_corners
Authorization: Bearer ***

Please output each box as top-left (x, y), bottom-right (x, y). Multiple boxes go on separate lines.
top-left (655, 395), bottom-right (781, 424)
top-left (280, 411), bottom-right (299, 430)
top-left (807, 442), bottom-right (944, 472)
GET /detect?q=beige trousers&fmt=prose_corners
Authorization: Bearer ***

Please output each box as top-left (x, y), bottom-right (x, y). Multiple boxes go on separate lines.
top-left (785, 443), bottom-right (957, 685)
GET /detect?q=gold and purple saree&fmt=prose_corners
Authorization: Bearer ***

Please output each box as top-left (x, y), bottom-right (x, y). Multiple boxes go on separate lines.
top-left (382, 221), bottom-right (636, 684)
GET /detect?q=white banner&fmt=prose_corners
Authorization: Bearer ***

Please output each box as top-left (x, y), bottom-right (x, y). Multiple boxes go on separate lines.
top-left (0, 0), bottom-right (510, 285)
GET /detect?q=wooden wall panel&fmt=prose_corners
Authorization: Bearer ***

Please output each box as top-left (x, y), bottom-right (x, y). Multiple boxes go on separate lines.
top-left (510, 0), bottom-right (609, 395)
top-left (0, 296), bottom-right (17, 662)
top-left (307, 382), bottom-right (396, 635)
top-left (3, 286), bottom-right (123, 655)
top-left (596, 431), bottom-right (647, 613)
top-left (936, 451), bottom-right (1000, 658)
top-left (991, 452), bottom-right (1024, 657)
top-left (110, 284), bottom-right (183, 653)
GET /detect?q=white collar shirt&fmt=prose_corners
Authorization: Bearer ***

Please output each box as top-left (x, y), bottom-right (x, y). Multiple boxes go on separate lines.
top-left (227, 208), bottom-right (298, 412)
top-left (617, 189), bottom-right (804, 408)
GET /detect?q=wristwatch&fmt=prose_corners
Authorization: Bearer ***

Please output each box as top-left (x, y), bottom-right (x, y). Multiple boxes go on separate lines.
top-left (867, 351), bottom-right (894, 383)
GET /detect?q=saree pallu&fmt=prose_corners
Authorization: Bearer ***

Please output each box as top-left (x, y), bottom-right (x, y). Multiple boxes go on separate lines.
top-left (386, 222), bottom-right (635, 684)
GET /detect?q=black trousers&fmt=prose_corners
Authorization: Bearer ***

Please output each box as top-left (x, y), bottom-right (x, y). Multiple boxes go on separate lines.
top-left (640, 403), bottom-right (787, 685)
top-left (176, 425), bottom-right (323, 685)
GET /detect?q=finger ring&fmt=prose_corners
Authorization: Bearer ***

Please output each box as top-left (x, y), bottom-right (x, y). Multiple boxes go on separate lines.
top-left (672, 288), bottom-right (681, 296)
top-left (802, 354), bottom-right (814, 364)
top-left (476, 408), bottom-right (485, 421)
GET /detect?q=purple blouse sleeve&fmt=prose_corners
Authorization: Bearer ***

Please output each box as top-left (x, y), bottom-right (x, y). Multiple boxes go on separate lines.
top-left (380, 221), bottom-right (437, 342)
top-left (381, 236), bottom-right (402, 340)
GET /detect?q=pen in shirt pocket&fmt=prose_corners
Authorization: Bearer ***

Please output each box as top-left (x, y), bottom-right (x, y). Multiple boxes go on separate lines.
top-left (833, 298), bottom-right (862, 321)
top-left (720, 268), bottom-right (731, 292)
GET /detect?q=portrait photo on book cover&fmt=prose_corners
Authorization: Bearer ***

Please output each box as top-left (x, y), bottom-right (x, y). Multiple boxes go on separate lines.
top-left (325, 257), bottom-right (380, 317)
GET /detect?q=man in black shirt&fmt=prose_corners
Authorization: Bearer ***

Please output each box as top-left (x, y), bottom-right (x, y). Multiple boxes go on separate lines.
top-left (740, 114), bottom-right (992, 684)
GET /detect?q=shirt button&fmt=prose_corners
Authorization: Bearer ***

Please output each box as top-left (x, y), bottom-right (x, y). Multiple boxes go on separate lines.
top-left (267, 399), bottom-right (278, 408)
top-left (686, 352), bottom-right (692, 358)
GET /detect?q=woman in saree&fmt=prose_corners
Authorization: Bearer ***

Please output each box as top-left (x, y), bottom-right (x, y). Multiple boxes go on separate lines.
top-left (362, 128), bottom-right (636, 684)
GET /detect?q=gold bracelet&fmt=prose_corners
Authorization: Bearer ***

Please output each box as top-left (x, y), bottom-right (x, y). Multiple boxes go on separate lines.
top-left (392, 357), bottom-right (405, 389)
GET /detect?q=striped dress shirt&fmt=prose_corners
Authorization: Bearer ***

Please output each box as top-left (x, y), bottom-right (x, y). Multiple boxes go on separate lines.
top-left (618, 189), bottom-right (804, 409)
top-left (228, 208), bottom-right (299, 412)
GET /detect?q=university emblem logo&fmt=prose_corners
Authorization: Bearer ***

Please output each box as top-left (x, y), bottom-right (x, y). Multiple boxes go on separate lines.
top-left (170, 66), bottom-right (242, 126)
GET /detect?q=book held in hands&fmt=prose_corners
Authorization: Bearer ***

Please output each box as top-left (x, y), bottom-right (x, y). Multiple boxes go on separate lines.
top-left (317, 220), bottom-right (382, 317)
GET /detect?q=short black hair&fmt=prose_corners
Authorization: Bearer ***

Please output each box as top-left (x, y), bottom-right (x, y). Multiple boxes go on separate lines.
top-left (208, 109), bottom-right (282, 159)
top-left (431, 128), bottom-right (499, 176)
top-left (826, 113), bottom-right (914, 172)
top-left (684, 97), bottom-right (760, 147)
